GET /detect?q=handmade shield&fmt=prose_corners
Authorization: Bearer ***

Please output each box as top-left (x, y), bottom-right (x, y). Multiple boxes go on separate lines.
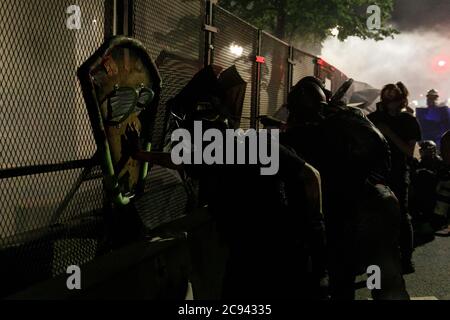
top-left (78, 36), bottom-right (162, 205)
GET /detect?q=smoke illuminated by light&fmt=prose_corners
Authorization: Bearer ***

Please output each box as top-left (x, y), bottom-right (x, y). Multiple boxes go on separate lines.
top-left (322, 31), bottom-right (450, 100)
top-left (432, 55), bottom-right (450, 74)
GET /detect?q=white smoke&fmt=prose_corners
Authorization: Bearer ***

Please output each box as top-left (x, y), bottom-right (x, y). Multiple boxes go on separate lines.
top-left (321, 31), bottom-right (450, 107)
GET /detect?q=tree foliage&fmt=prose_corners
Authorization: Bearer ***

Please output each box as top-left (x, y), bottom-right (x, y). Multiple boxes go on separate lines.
top-left (218, 0), bottom-right (399, 43)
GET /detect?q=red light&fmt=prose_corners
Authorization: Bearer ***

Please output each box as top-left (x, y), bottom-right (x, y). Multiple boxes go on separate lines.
top-left (317, 58), bottom-right (326, 66)
top-left (431, 55), bottom-right (450, 74)
top-left (256, 56), bottom-right (265, 64)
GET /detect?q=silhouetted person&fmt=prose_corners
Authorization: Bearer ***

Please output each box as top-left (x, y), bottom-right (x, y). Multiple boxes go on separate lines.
top-left (409, 141), bottom-right (442, 244)
top-left (283, 76), bottom-right (409, 300)
top-left (433, 131), bottom-right (450, 235)
top-left (126, 66), bottom-right (328, 299)
top-left (368, 82), bottom-right (422, 274)
top-left (416, 89), bottom-right (450, 149)
top-left (418, 141), bottom-right (442, 170)
top-left (410, 141), bottom-right (442, 224)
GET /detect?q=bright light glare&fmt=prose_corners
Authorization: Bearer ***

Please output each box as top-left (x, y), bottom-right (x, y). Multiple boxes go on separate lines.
top-left (330, 27), bottom-right (339, 37)
top-left (438, 60), bottom-right (447, 67)
top-left (229, 43), bottom-right (244, 57)
top-left (412, 100), bottom-right (419, 106)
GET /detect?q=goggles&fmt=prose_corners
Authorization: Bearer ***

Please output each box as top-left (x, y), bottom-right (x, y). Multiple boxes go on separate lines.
top-left (101, 85), bottom-right (155, 126)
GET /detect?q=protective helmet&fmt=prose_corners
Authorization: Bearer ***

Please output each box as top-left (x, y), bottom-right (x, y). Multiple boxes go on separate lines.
top-left (419, 140), bottom-right (437, 151)
top-left (426, 89), bottom-right (439, 98)
top-left (419, 140), bottom-right (437, 159)
top-left (287, 77), bottom-right (330, 122)
top-left (168, 65), bottom-right (224, 126)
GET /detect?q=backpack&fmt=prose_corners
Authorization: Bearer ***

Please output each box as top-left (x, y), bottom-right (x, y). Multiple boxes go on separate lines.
top-left (320, 105), bottom-right (391, 187)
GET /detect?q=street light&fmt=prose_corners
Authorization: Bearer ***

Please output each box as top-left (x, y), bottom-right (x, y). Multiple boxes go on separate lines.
top-left (229, 43), bottom-right (244, 57)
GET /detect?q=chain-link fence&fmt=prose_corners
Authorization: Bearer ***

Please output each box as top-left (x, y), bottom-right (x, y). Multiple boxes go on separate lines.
top-left (0, 0), bottom-right (348, 297)
top-left (259, 32), bottom-right (290, 121)
top-left (212, 6), bottom-right (258, 130)
top-left (0, 0), bottom-right (109, 297)
top-left (133, 0), bottom-right (205, 151)
top-left (292, 48), bottom-right (317, 88)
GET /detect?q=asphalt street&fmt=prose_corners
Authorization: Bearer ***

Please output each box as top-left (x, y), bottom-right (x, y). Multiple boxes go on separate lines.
top-left (356, 236), bottom-right (450, 300)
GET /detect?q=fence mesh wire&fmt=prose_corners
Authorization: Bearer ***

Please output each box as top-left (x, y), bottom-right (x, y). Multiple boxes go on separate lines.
top-left (292, 48), bottom-right (317, 87)
top-left (0, 0), bottom-right (348, 297)
top-left (133, 0), bottom-right (205, 151)
top-left (259, 33), bottom-right (290, 120)
top-left (212, 7), bottom-right (258, 129)
top-left (0, 0), bottom-right (108, 298)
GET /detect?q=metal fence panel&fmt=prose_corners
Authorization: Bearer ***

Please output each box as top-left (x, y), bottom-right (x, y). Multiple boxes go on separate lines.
top-left (292, 48), bottom-right (316, 87)
top-left (133, 0), bottom-right (205, 150)
top-left (134, 166), bottom-right (189, 230)
top-left (0, 0), bottom-right (347, 298)
top-left (0, 0), bottom-right (109, 297)
top-left (131, 0), bottom-right (205, 231)
top-left (259, 33), bottom-right (290, 120)
top-left (212, 6), bottom-right (258, 129)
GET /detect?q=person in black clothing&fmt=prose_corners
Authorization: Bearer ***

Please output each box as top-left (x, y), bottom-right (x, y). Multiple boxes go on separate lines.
top-left (205, 145), bottom-right (327, 300)
top-left (416, 89), bottom-right (450, 150)
top-left (410, 141), bottom-right (443, 233)
top-left (433, 131), bottom-right (450, 234)
top-left (368, 82), bottom-right (422, 274)
top-left (126, 66), bottom-right (328, 299)
top-left (283, 76), bottom-right (409, 300)
top-left (417, 141), bottom-right (443, 172)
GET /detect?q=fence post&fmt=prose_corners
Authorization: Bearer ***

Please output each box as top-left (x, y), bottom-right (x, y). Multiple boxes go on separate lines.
top-left (104, 0), bottom-right (116, 39)
top-left (287, 46), bottom-right (295, 93)
top-left (203, 0), bottom-right (218, 68)
top-left (251, 29), bottom-right (263, 130)
top-left (314, 58), bottom-right (320, 79)
top-left (113, 0), bottom-right (133, 36)
top-left (126, 0), bottom-right (134, 36)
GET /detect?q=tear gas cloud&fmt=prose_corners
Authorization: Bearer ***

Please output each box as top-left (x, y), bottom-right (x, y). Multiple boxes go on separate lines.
top-left (321, 0), bottom-right (450, 106)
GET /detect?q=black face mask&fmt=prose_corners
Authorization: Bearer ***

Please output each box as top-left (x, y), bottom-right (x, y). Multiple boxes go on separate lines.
top-left (288, 100), bottom-right (328, 127)
top-left (102, 85), bottom-right (155, 126)
top-left (171, 89), bottom-right (231, 129)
